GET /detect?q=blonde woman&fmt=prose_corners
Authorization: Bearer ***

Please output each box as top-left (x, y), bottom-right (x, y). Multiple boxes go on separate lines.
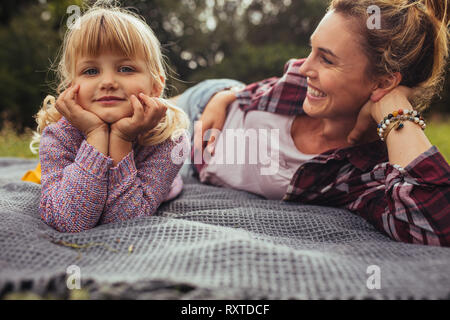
top-left (25, 3), bottom-right (190, 233)
top-left (171, 0), bottom-right (450, 246)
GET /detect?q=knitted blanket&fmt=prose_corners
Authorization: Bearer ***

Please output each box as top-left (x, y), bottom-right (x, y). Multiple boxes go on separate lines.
top-left (0, 157), bottom-right (449, 299)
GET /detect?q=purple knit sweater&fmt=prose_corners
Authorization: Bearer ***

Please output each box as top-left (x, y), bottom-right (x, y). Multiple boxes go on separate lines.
top-left (39, 117), bottom-right (188, 233)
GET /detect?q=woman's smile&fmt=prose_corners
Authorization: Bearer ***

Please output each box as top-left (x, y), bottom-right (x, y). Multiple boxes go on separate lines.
top-left (306, 84), bottom-right (327, 100)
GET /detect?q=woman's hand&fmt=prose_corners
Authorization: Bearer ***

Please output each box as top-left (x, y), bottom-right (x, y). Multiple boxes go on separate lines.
top-left (55, 84), bottom-right (108, 138)
top-left (110, 93), bottom-right (167, 142)
top-left (194, 90), bottom-right (236, 156)
top-left (347, 86), bottom-right (413, 145)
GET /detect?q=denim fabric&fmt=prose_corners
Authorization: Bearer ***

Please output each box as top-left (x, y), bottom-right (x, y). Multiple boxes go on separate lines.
top-left (176, 79), bottom-right (244, 141)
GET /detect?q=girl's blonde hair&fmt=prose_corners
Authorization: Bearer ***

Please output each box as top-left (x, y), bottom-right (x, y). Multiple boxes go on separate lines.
top-left (30, 0), bottom-right (189, 153)
top-left (329, 0), bottom-right (449, 112)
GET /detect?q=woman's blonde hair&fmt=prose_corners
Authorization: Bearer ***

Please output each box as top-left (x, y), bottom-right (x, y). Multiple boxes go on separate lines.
top-left (329, 0), bottom-right (449, 112)
top-left (30, 0), bottom-right (189, 153)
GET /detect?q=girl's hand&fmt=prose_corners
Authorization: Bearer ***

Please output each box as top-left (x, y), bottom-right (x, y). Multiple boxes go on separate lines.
top-left (110, 93), bottom-right (167, 142)
top-left (55, 84), bottom-right (108, 137)
top-left (347, 86), bottom-right (413, 145)
top-left (194, 90), bottom-right (236, 156)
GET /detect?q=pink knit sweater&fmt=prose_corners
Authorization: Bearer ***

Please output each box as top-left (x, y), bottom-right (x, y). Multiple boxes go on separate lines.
top-left (39, 117), bottom-right (188, 233)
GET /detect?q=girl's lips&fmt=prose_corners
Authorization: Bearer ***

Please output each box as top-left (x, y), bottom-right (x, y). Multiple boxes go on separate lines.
top-left (96, 100), bottom-right (125, 105)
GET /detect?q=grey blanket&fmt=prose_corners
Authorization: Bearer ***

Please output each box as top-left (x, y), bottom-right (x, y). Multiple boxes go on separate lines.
top-left (0, 157), bottom-right (449, 300)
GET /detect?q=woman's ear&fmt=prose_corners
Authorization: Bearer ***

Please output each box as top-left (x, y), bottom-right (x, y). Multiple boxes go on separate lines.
top-left (370, 72), bottom-right (402, 102)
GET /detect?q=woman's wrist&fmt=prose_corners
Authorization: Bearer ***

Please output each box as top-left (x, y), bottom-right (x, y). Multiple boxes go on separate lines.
top-left (215, 90), bottom-right (237, 105)
top-left (377, 108), bottom-right (426, 141)
top-left (372, 94), bottom-right (412, 123)
top-left (383, 119), bottom-right (432, 168)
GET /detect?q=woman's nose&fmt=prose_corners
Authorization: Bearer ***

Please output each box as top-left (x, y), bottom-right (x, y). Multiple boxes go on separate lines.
top-left (299, 54), bottom-right (318, 79)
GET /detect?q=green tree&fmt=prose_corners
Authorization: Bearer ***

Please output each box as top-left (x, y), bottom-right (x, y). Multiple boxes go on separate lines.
top-left (0, 4), bottom-right (58, 131)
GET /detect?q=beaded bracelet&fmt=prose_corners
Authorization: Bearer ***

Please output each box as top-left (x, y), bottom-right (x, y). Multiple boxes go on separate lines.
top-left (377, 109), bottom-right (426, 141)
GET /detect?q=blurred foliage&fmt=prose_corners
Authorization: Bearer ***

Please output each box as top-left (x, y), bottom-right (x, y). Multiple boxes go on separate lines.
top-left (0, 0), bottom-right (448, 133)
top-left (189, 43), bottom-right (311, 84)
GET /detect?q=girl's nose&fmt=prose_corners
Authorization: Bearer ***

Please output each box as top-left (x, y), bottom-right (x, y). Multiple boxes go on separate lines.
top-left (100, 72), bottom-right (119, 90)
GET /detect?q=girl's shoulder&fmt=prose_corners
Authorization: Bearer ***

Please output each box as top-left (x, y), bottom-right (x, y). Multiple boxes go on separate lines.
top-left (45, 117), bottom-right (81, 133)
top-left (42, 117), bottom-right (84, 145)
top-left (135, 132), bottom-right (190, 163)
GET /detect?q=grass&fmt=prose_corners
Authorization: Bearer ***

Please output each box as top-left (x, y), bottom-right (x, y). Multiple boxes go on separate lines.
top-left (0, 122), bottom-right (38, 159)
top-left (0, 118), bottom-right (449, 162)
top-left (425, 118), bottom-right (450, 163)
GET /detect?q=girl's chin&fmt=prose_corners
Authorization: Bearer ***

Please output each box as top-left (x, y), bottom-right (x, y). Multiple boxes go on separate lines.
top-left (97, 112), bottom-right (132, 124)
top-left (92, 106), bottom-right (133, 124)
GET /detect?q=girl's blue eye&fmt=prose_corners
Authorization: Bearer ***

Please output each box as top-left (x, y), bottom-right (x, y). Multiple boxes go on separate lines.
top-left (83, 68), bottom-right (98, 75)
top-left (119, 66), bottom-right (134, 72)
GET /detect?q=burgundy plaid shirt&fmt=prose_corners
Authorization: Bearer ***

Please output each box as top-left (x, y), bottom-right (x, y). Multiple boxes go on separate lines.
top-left (231, 58), bottom-right (450, 247)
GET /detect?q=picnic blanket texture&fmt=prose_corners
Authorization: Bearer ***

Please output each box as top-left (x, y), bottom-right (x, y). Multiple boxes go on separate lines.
top-left (0, 157), bottom-right (449, 299)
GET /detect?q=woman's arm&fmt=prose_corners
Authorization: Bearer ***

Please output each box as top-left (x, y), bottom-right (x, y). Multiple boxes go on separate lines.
top-left (347, 147), bottom-right (450, 246)
top-left (194, 89), bottom-right (237, 155)
top-left (344, 87), bottom-right (450, 246)
top-left (371, 89), bottom-right (433, 168)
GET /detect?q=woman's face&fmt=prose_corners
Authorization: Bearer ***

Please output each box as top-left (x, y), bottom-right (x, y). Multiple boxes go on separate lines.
top-left (72, 51), bottom-right (159, 124)
top-left (299, 11), bottom-right (376, 120)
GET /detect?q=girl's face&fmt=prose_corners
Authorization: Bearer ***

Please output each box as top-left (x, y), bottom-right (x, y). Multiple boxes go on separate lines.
top-left (298, 11), bottom-right (376, 120)
top-left (72, 51), bottom-right (159, 124)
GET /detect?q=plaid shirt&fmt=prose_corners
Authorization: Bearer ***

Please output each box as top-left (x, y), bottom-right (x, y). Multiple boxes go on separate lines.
top-left (232, 58), bottom-right (450, 247)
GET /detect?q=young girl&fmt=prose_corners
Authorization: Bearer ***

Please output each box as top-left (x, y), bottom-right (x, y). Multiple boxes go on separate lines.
top-left (26, 3), bottom-right (190, 233)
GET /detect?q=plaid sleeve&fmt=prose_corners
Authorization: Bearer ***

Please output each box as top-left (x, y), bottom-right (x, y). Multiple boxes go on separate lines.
top-left (235, 58), bottom-right (308, 115)
top-left (349, 146), bottom-right (450, 246)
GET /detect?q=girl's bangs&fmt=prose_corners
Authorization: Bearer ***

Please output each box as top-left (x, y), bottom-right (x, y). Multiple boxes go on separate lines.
top-left (69, 11), bottom-right (148, 61)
